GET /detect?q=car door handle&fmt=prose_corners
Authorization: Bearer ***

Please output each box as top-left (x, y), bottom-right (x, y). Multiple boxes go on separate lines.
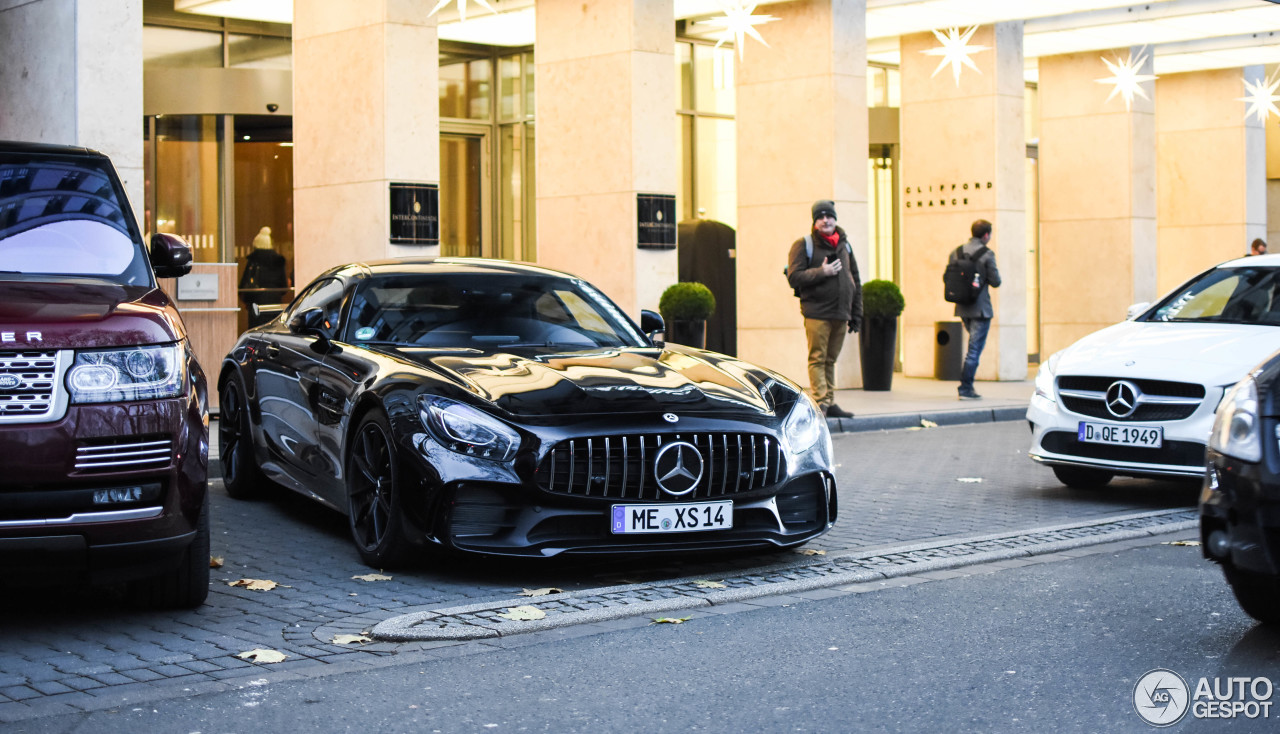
top-left (264, 344), bottom-right (280, 359)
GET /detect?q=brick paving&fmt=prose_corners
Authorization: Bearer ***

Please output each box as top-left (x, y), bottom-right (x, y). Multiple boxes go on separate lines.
top-left (0, 420), bottom-right (1197, 720)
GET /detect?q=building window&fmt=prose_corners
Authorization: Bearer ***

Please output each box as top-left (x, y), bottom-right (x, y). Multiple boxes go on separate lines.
top-left (676, 41), bottom-right (737, 228)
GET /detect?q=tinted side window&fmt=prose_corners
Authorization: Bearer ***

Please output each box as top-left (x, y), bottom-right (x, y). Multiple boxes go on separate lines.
top-left (290, 278), bottom-right (347, 334)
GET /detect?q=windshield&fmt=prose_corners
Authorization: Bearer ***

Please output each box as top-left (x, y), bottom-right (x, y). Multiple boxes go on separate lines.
top-left (344, 272), bottom-right (649, 350)
top-left (0, 153), bottom-right (150, 285)
top-left (1148, 266), bottom-right (1280, 325)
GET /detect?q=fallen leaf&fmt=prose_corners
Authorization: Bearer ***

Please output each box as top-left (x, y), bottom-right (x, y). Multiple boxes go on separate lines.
top-left (921, 419), bottom-right (938, 428)
top-left (1163, 540), bottom-right (1201, 547)
top-left (229, 579), bottom-right (279, 591)
top-left (956, 477), bottom-right (983, 483)
top-left (497, 605), bottom-right (546, 622)
top-left (352, 573), bottom-right (393, 582)
top-left (905, 427), bottom-right (922, 431)
top-left (518, 587), bottom-right (563, 597)
top-left (800, 549), bottom-right (826, 556)
top-left (652, 617), bottom-right (692, 625)
top-left (331, 634), bottom-right (371, 645)
top-left (236, 648), bottom-right (287, 663)
top-left (692, 580), bottom-right (726, 589)
top-left (209, 556), bottom-right (224, 569)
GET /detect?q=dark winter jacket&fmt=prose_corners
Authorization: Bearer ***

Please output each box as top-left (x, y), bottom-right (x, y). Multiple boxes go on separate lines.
top-left (949, 237), bottom-right (1001, 319)
top-left (787, 226), bottom-right (863, 327)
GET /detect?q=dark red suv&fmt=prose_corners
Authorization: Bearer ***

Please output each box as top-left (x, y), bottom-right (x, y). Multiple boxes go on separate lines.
top-left (0, 141), bottom-right (210, 607)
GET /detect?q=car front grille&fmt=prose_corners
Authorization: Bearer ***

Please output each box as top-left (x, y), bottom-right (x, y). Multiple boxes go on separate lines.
top-left (0, 350), bottom-right (60, 421)
top-left (1057, 376), bottom-right (1205, 422)
top-left (74, 436), bottom-right (173, 473)
top-left (1040, 430), bottom-right (1205, 469)
top-left (535, 432), bottom-right (786, 501)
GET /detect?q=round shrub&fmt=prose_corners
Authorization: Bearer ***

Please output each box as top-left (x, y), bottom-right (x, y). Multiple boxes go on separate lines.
top-left (862, 279), bottom-right (905, 319)
top-left (659, 282), bottom-right (716, 322)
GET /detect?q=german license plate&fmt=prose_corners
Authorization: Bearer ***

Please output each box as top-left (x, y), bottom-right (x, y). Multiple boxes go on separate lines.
top-left (610, 501), bottom-right (732, 534)
top-left (1077, 421), bottom-right (1163, 448)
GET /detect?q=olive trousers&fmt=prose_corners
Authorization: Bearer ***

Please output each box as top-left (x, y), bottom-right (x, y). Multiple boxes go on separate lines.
top-left (804, 317), bottom-right (846, 408)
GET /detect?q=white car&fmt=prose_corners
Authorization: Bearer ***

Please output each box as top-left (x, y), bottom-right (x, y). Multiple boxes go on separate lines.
top-left (1029, 254), bottom-right (1280, 488)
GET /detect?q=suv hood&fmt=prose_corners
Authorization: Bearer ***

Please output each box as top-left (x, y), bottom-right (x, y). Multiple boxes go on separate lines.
top-left (0, 281), bottom-right (182, 349)
top-left (402, 345), bottom-right (779, 417)
top-left (1056, 320), bottom-right (1280, 387)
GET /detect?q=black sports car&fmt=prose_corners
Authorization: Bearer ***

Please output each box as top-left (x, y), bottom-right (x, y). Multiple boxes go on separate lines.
top-left (218, 259), bottom-right (837, 565)
top-left (1201, 350), bottom-right (1280, 624)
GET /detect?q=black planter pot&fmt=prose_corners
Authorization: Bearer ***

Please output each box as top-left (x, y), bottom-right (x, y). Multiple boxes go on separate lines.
top-left (666, 319), bottom-right (706, 349)
top-left (859, 316), bottom-right (898, 391)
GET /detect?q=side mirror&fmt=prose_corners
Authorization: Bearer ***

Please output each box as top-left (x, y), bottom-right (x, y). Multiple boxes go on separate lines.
top-left (289, 307), bottom-right (328, 338)
top-left (640, 309), bottom-right (665, 346)
top-left (149, 233), bottom-right (193, 278)
top-left (1126, 302), bottom-right (1151, 320)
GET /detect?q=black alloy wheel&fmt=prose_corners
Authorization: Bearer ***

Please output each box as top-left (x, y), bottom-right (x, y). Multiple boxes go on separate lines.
top-left (127, 492), bottom-right (211, 609)
top-left (1224, 565), bottom-right (1280, 625)
top-left (346, 411), bottom-right (412, 567)
top-left (220, 375), bottom-right (265, 499)
top-left (1052, 465), bottom-right (1114, 489)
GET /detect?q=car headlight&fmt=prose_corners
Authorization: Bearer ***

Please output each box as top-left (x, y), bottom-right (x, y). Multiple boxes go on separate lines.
top-left (418, 396), bottom-right (521, 462)
top-left (67, 343), bottom-right (185, 403)
top-left (1034, 351), bottom-right (1061, 402)
top-left (783, 395), bottom-right (826, 454)
top-left (1208, 377), bottom-right (1262, 463)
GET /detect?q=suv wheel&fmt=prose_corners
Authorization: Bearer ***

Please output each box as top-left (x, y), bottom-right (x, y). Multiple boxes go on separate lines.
top-left (127, 493), bottom-right (210, 609)
top-left (1224, 565), bottom-right (1280, 625)
top-left (1052, 465), bottom-right (1113, 489)
top-left (220, 374), bottom-right (266, 499)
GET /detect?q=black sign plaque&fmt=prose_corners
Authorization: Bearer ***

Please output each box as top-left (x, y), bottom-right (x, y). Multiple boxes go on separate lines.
top-left (389, 183), bottom-right (439, 245)
top-left (637, 194), bottom-right (676, 249)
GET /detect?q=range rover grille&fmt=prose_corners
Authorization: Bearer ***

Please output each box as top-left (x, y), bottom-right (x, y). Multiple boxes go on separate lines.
top-left (75, 436), bottom-right (173, 473)
top-left (0, 350), bottom-right (59, 419)
top-left (536, 432), bottom-right (785, 501)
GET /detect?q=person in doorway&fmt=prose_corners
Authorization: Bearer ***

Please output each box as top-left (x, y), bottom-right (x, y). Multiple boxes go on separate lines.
top-left (1251, 238), bottom-right (1268, 256)
top-left (239, 226), bottom-right (288, 290)
top-left (786, 200), bottom-right (862, 418)
top-left (951, 219), bottom-right (1001, 400)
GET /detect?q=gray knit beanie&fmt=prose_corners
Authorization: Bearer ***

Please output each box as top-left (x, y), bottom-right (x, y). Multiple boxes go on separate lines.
top-left (811, 200), bottom-right (837, 222)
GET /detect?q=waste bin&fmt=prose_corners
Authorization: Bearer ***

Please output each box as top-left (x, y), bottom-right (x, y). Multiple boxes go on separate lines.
top-left (935, 321), bottom-right (963, 381)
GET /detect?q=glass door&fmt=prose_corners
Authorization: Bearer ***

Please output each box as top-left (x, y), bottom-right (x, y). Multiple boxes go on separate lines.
top-left (440, 130), bottom-right (490, 258)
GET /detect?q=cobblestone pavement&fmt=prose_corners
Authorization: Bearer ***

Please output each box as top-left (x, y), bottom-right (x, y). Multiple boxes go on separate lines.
top-left (0, 420), bottom-right (1199, 721)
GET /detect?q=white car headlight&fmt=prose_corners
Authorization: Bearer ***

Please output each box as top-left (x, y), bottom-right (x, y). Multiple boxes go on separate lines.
top-left (419, 396), bottom-right (521, 462)
top-left (1034, 351), bottom-right (1061, 402)
top-left (783, 395), bottom-right (826, 455)
top-left (67, 343), bottom-right (185, 403)
top-left (1208, 377), bottom-right (1262, 463)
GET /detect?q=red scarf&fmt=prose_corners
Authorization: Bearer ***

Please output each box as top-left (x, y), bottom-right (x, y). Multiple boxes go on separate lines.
top-left (820, 231), bottom-right (840, 248)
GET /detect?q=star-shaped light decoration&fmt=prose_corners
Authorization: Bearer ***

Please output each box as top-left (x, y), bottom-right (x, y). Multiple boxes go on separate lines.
top-left (1239, 70), bottom-right (1280, 124)
top-left (698, 1), bottom-right (778, 61)
top-left (1094, 49), bottom-right (1157, 111)
top-left (921, 27), bottom-right (989, 87)
top-left (428, 0), bottom-right (495, 24)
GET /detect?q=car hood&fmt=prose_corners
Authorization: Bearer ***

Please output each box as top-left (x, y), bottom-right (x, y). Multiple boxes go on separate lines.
top-left (1055, 320), bottom-right (1280, 386)
top-left (398, 344), bottom-right (780, 417)
top-left (0, 280), bottom-right (182, 349)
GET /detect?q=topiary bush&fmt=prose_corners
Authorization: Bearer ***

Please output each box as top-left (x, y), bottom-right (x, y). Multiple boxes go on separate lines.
top-left (862, 279), bottom-right (905, 319)
top-left (659, 282), bottom-right (716, 322)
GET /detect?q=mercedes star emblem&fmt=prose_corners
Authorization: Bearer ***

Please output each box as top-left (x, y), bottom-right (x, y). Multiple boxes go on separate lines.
top-left (1105, 380), bottom-right (1141, 418)
top-left (662, 413), bottom-right (678, 423)
top-left (653, 441), bottom-right (703, 497)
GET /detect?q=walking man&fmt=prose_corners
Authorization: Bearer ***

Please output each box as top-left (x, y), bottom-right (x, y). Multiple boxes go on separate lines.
top-left (787, 200), bottom-right (862, 418)
top-left (951, 219), bottom-right (1001, 399)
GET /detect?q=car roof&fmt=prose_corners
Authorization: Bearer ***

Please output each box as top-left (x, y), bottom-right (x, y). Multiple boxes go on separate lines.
top-left (1217, 253), bottom-right (1280, 269)
top-left (0, 140), bottom-right (107, 159)
top-left (352, 257), bottom-right (584, 281)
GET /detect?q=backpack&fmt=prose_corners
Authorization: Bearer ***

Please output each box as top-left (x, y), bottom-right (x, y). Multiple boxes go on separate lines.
top-left (784, 235), bottom-right (850, 297)
top-left (942, 244), bottom-right (989, 305)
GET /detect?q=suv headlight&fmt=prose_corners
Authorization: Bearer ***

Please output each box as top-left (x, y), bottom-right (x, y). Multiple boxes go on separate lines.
top-left (67, 343), bottom-right (185, 403)
top-left (783, 395), bottom-right (826, 455)
top-left (1209, 377), bottom-right (1262, 463)
top-left (419, 396), bottom-right (521, 462)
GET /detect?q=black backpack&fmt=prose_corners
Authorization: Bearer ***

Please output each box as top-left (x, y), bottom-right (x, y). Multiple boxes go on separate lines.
top-left (942, 245), bottom-right (989, 305)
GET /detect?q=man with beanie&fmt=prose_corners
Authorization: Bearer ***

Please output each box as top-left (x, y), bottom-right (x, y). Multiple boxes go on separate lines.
top-left (787, 200), bottom-right (862, 418)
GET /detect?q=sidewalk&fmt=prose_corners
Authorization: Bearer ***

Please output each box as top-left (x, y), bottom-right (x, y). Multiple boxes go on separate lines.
top-left (825, 375), bottom-right (1032, 433)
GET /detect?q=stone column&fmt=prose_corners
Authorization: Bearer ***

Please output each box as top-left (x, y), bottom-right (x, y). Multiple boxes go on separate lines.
top-left (535, 0), bottom-right (676, 316)
top-left (293, 1), bottom-right (439, 286)
top-left (735, 0), bottom-right (867, 387)
top-left (0, 0), bottom-right (143, 218)
top-left (899, 23), bottom-right (1026, 381)
top-left (1038, 48), bottom-right (1156, 356)
top-left (1156, 66), bottom-right (1267, 292)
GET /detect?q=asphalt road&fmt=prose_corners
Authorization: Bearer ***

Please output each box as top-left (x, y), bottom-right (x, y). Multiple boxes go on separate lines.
top-left (0, 420), bottom-right (1206, 723)
top-left (15, 535), bottom-right (1278, 734)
